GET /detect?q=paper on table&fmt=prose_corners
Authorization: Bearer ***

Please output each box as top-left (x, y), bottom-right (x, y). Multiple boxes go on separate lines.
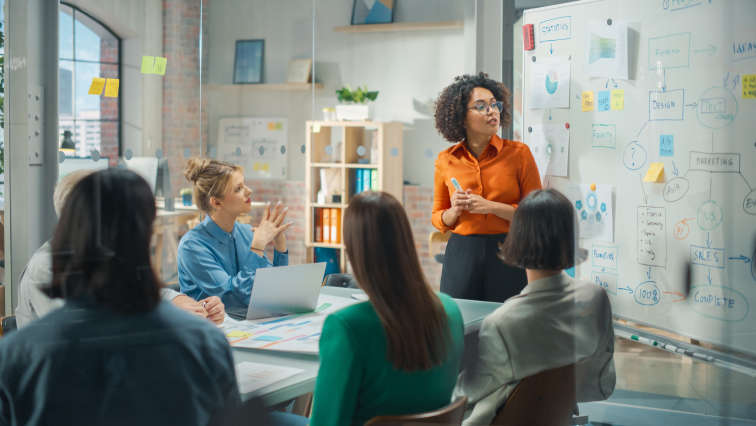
top-left (221, 294), bottom-right (358, 354)
top-left (235, 361), bottom-right (304, 395)
top-left (528, 56), bottom-right (571, 109)
top-left (525, 123), bottom-right (569, 182)
top-left (585, 20), bottom-right (629, 79)
top-left (566, 184), bottom-right (614, 242)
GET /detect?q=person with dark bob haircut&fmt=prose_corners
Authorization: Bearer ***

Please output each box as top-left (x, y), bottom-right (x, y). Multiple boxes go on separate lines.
top-left (432, 72), bottom-right (541, 303)
top-left (308, 191), bottom-right (465, 426)
top-left (0, 169), bottom-right (240, 426)
top-left (453, 189), bottom-right (615, 425)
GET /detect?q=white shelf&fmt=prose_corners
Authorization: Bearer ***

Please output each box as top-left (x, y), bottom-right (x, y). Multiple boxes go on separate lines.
top-left (333, 20), bottom-right (463, 33)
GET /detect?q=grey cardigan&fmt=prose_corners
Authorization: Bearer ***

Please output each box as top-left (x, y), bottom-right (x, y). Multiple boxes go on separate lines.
top-left (454, 272), bottom-right (616, 425)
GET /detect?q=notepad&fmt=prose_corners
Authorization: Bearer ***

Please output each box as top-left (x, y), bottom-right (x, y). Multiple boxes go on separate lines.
top-left (235, 361), bottom-right (303, 394)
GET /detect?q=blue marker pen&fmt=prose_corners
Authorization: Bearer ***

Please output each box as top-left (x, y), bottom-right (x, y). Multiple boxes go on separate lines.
top-left (451, 177), bottom-right (463, 192)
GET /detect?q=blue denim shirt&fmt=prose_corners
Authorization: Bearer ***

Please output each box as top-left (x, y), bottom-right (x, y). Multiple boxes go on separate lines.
top-left (177, 216), bottom-right (288, 315)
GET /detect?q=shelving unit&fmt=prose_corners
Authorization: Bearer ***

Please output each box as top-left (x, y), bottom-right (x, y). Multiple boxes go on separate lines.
top-left (305, 121), bottom-right (403, 272)
top-left (333, 20), bottom-right (463, 33)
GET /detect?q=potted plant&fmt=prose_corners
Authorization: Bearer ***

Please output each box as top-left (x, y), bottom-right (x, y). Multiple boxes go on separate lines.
top-left (335, 86), bottom-right (378, 121)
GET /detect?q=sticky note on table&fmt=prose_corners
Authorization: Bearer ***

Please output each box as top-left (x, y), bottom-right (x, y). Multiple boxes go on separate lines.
top-left (610, 89), bottom-right (624, 110)
top-left (581, 91), bottom-right (595, 111)
top-left (153, 57), bottom-right (167, 75)
top-left (104, 78), bottom-right (120, 97)
top-left (141, 56), bottom-right (155, 73)
top-left (644, 162), bottom-right (665, 182)
top-left (597, 90), bottom-right (610, 111)
top-left (743, 74), bottom-right (756, 99)
top-left (88, 77), bottom-right (106, 95)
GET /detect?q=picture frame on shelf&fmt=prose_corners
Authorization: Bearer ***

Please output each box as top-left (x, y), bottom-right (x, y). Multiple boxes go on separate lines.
top-left (351, 0), bottom-right (394, 25)
top-left (287, 58), bottom-right (313, 83)
top-left (233, 39), bottom-right (264, 84)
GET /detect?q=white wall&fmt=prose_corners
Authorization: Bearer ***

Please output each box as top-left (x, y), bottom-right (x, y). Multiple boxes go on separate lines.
top-left (205, 0), bottom-right (465, 186)
top-left (65, 0), bottom-right (163, 158)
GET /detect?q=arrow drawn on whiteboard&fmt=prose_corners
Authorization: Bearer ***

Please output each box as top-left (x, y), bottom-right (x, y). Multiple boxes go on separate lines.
top-left (671, 160), bottom-right (679, 176)
top-left (646, 267), bottom-right (652, 280)
top-left (728, 255), bottom-right (751, 263)
top-left (707, 268), bottom-right (712, 285)
top-left (706, 232), bottom-right (712, 248)
top-left (618, 285), bottom-right (634, 294)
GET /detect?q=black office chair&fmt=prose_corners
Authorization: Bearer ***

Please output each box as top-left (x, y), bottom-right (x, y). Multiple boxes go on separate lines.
top-left (1, 315), bottom-right (17, 336)
top-left (323, 273), bottom-right (359, 289)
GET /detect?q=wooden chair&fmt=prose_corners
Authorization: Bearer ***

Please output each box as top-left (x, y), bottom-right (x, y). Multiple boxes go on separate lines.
top-left (428, 230), bottom-right (452, 264)
top-left (365, 396), bottom-right (467, 426)
top-left (491, 364), bottom-right (588, 426)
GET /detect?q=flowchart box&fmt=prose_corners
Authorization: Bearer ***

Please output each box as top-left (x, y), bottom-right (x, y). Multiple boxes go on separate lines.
top-left (649, 89), bottom-right (685, 121)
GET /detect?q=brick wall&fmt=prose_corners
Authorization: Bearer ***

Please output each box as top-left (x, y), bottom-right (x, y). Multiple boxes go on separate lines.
top-left (162, 0), bottom-right (209, 195)
top-left (100, 38), bottom-right (119, 166)
top-left (403, 185), bottom-right (444, 290)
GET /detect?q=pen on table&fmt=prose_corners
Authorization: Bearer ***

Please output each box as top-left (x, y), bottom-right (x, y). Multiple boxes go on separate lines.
top-left (629, 334), bottom-right (657, 347)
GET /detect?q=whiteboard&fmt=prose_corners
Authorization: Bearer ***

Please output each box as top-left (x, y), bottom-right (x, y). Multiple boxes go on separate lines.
top-left (217, 117), bottom-right (288, 179)
top-left (522, 0), bottom-right (756, 356)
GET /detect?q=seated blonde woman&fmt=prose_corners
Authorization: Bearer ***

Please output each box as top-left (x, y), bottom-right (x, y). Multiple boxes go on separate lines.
top-left (177, 158), bottom-right (291, 317)
top-left (454, 189), bottom-right (615, 425)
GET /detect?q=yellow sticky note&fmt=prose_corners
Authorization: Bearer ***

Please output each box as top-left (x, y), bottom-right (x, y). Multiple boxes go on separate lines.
top-left (610, 89), bottom-right (624, 110)
top-left (644, 162), bottom-right (665, 182)
top-left (581, 91), bottom-right (594, 111)
top-left (104, 78), bottom-right (120, 98)
top-left (253, 162), bottom-right (270, 172)
top-left (140, 56), bottom-right (155, 74)
top-left (88, 77), bottom-right (106, 95)
top-left (312, 124), bottom-right (321, 133)
top-left (743, 74), bottom-right (756, 99)
top-left (153, 57), bottom-right (167, 76)
top-left (226, 331), bottom-right (251, 338)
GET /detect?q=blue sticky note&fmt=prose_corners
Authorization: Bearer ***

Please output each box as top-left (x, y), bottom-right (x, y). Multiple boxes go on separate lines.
top-left (597, 91), bottom-right (611, 111)
top-left (660, 134), bottom-right (674, 157)
top-left (566, 267), bottom-right (576, 278)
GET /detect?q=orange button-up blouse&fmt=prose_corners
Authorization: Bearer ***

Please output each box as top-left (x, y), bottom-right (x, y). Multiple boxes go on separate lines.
top-left (432, 135), bottom-right (542, 235)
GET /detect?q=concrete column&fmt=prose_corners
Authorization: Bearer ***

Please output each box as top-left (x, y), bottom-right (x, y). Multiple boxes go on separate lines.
top-left (4, 0), bottom-right (59, 313)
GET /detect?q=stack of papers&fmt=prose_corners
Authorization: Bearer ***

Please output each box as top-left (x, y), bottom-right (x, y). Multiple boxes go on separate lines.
top-left (235, 361), bottom-right (304, 394)
top-left (221, 294), bottom-right (358, 354)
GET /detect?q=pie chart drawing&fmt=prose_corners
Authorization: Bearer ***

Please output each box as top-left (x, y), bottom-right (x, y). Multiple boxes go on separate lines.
top-left (545, 71), bottom-right (559, 95)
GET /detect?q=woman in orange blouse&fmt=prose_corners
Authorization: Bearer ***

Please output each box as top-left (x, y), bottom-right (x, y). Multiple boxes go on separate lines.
top-left (433, 72), bottom-right (541, 302)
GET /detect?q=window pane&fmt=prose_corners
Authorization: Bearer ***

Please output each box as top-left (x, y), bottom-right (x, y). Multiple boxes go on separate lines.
top-left (74, 11), bottom-right (118, 63)
top-left (59, 5), bottom-right (73, 59)
top-left (74, 61), bottom-right (100, 119)
top-left (59, 60), bottom-right (74, 117)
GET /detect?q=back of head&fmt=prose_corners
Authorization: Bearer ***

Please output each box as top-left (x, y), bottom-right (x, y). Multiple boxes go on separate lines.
top-left (499, 188), bottom-right (579, 270)
top-left (47, 168), bottom-right (160, 313)
top-left (183, 157), bottom-right (241, 213)
top-left (54, 169), bottom-right (96, 217)
top-left (343, 191), bottom-right (449, 371)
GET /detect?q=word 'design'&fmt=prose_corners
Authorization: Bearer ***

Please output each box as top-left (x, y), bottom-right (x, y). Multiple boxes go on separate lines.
top-left (538, 16), bottom-right (571, 42)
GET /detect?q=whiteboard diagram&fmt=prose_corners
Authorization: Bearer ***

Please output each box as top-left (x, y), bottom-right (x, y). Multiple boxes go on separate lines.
top-left (217, 117), bottom-right (288, 179)
top-left (523, 0), bottom-right (756, 355)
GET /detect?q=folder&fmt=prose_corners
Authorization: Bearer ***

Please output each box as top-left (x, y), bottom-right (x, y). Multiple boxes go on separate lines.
top-left (315, 208), bottom-right (323, 243)
top-left (355, 169), bottom-right (363, 196)
top-left (370, 169), bottom-right (378, 190)
top-left (322, 208), bottom-right (331, 243)
top-left (330, 208), bottom-right (340, 244)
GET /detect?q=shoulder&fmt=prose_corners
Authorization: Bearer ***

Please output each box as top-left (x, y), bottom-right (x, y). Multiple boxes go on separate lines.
top-left (178, 226), bottom-right (213, 254)
top-left (435, 143), bottom-right (464, 163)
top-left (324, 302), bottom-right (380, 341)
top-left (502, 139), bottom-right (533, 157)
top-left (480, 294), bottom-right (529, 332)
top-left (437, 292), bottom-right (462, 321)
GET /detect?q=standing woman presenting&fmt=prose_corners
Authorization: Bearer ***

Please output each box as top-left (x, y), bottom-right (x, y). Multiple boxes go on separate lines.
top-left (433, 72), bottom-right (541, 302)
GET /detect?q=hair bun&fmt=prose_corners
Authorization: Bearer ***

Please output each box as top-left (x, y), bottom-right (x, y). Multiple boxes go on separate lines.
top-left (184, 158), bottom-right (211, 183)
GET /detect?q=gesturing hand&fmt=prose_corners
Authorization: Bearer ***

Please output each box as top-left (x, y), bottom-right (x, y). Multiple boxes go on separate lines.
top-left (465, 193), bottom-right (493, 214)
top-left (450, 190), bottom-right (471, 213)
top-left (251, 202), bottom-right (292, 252)
top-left (200, 296), bottom-right (225, 325)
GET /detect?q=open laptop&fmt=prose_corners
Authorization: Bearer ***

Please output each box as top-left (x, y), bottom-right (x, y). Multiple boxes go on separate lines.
top-left (245, 262), bottom-right (327, 320)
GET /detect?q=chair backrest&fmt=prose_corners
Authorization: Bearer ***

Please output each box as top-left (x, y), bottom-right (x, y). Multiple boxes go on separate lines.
top-left (323, 273), bottom-right (359, 288)
top-left (491, 364), bottom-right (576, 426)
top-left (365, 396), bottom-right (467, 426)
top-left (428, 231), bottom-right (451, 264)
top-left (1, 315), bottom-right (17, 336)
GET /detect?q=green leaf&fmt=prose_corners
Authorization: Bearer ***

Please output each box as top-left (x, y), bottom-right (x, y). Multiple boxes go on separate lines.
top-left (366, 91), bottom-right (378, 101)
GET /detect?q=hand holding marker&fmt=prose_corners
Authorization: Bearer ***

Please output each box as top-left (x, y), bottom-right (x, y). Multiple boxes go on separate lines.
top-left (451, 177), bottom-right (463, 192)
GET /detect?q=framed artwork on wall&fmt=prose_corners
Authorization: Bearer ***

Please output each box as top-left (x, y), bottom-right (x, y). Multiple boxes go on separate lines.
top-left (233, 39), bottom-right (265, 84)
top-left (351, 0), bottom-right (394, 25)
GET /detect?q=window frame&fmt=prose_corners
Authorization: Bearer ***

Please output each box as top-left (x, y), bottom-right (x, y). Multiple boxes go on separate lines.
top-left (59, 2), bottom-right (122, 159)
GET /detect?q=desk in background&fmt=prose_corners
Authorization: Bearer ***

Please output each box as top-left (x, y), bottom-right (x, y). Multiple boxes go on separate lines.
top-left (232, 286), bottom-right (501, 406)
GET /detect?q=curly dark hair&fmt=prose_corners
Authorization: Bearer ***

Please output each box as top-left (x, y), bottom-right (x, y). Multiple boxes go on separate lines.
top-left (434, 72), bottom-right (511, 143)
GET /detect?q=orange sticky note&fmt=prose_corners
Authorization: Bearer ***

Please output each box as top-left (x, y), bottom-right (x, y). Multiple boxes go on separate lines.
top-left (590, 183), bottom-right (597, 191)
top-left (267, 122), bottom-right (276, 130)
top-left (153, 57), bottom-right (167, 75)
top-left (88, 77), bottom-right (106, 95)
top-left (104, 78), bottom-right (120, 98)
top-left (644, 162), bottom-right (665, 182)
top-left (581, 91), bottom-right (594, 112)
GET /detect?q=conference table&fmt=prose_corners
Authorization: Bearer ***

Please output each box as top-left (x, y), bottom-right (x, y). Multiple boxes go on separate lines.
top-left (231, 286), bottom-right (501, 406)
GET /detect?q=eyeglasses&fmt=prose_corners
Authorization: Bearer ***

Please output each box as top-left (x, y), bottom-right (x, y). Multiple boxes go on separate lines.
top-left (469, 101), bottom-right (503, 114)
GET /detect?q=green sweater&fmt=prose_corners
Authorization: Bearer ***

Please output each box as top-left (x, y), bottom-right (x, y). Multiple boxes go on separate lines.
top-left (309, 293), bottom-right (465, 426)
